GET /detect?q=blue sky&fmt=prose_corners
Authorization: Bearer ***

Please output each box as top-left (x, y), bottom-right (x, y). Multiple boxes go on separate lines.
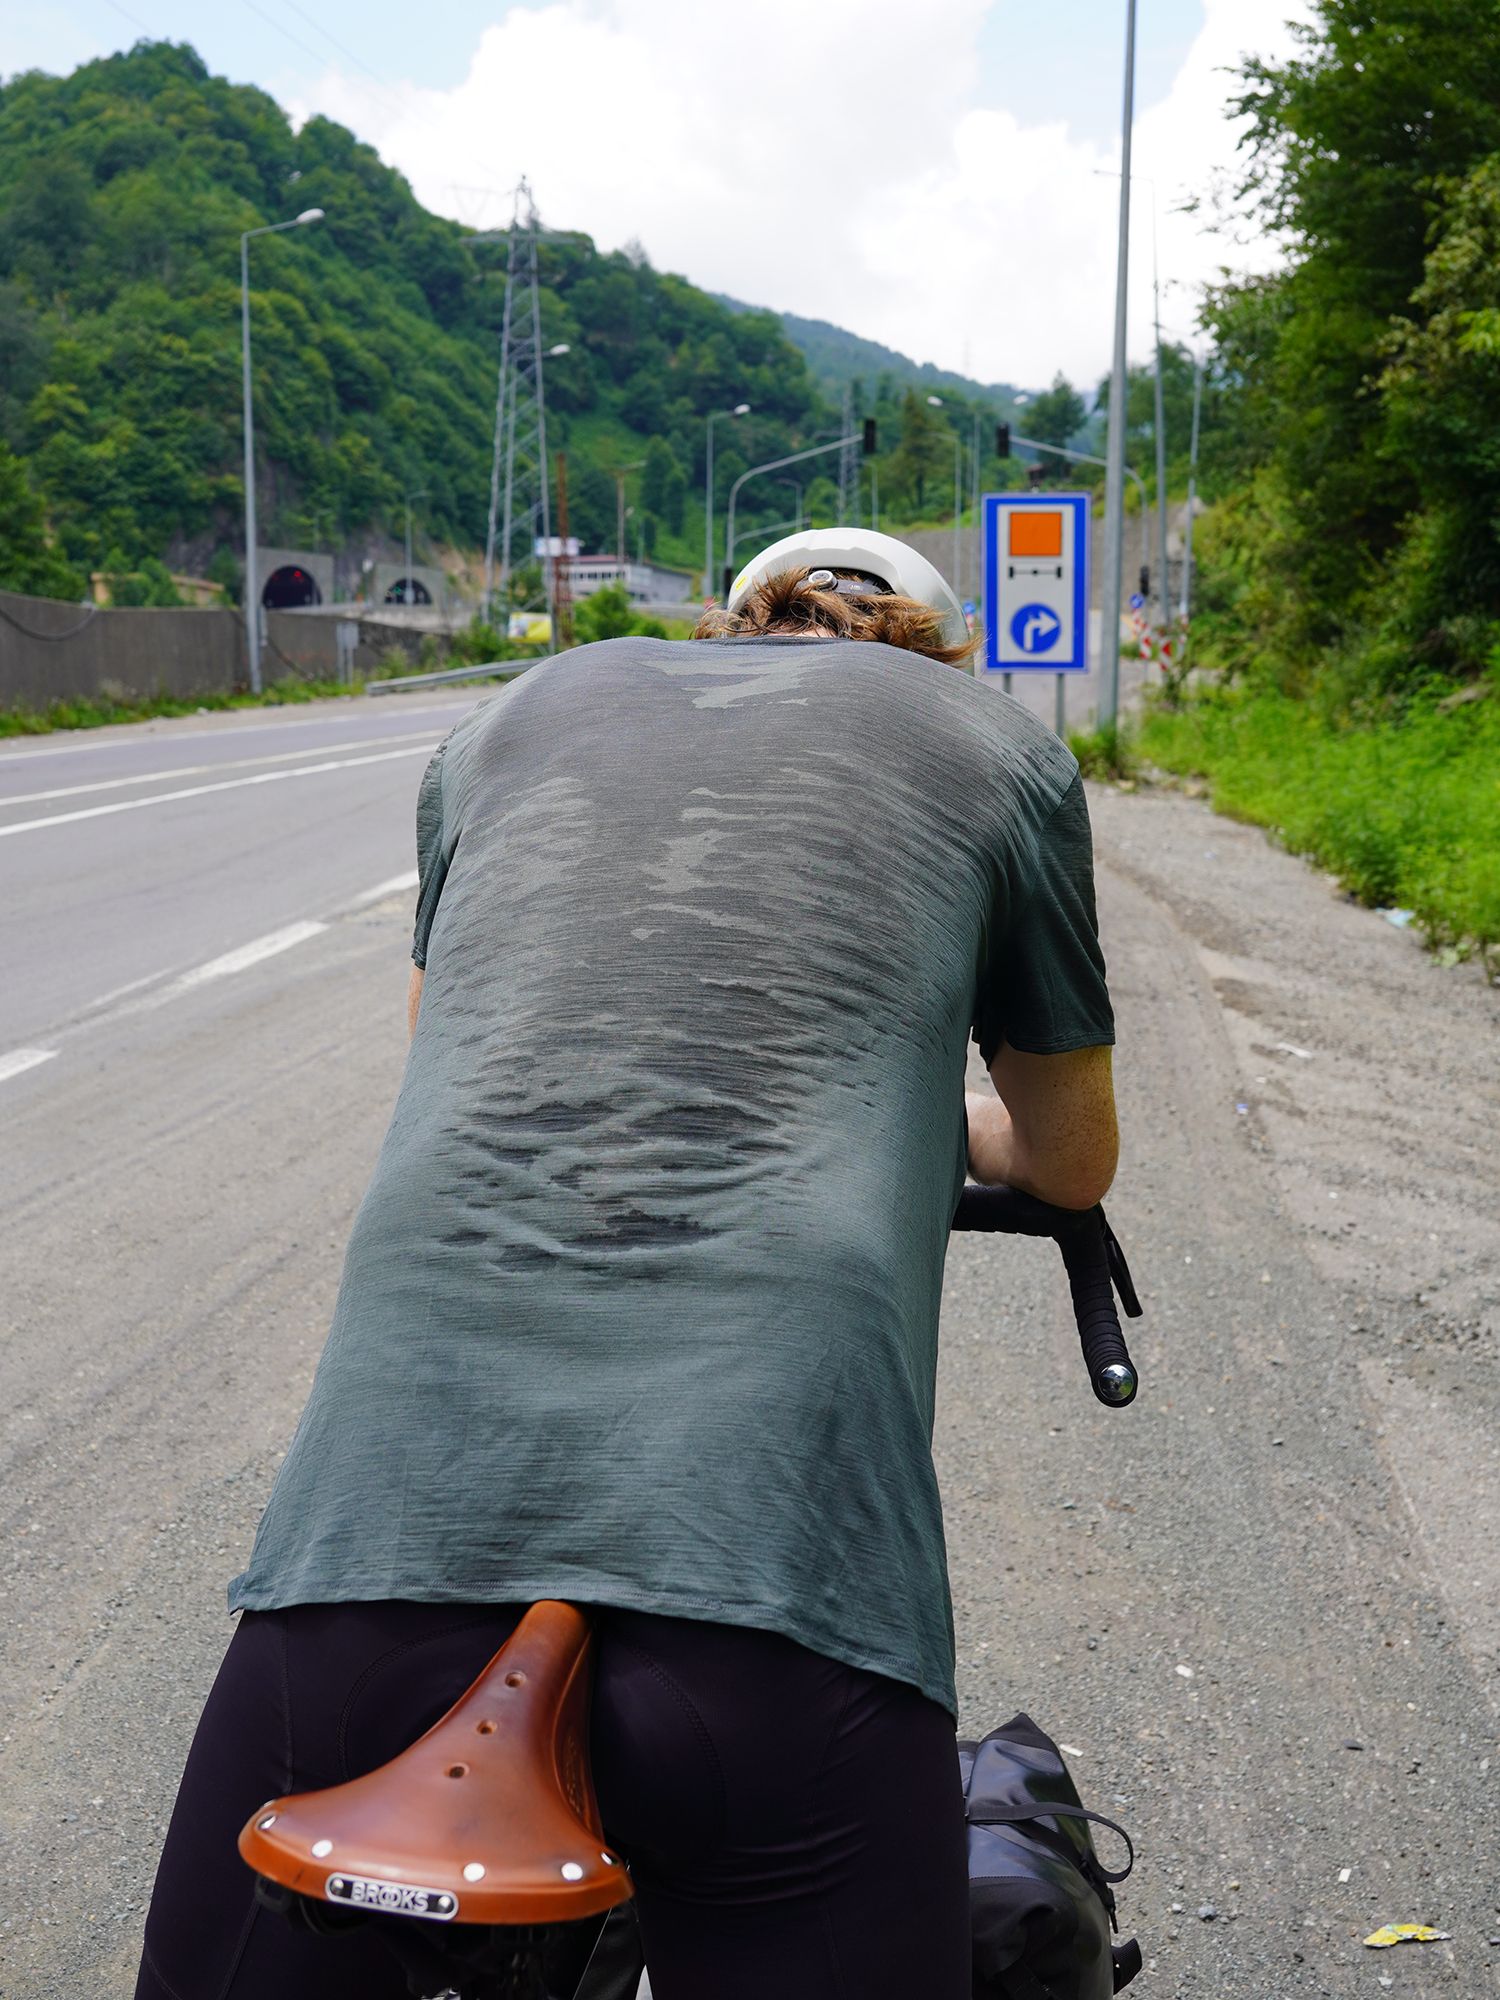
top-left (23, 0), bottom-right (1211, 143)
top-left (9, 0), bottom-right (1301, 384)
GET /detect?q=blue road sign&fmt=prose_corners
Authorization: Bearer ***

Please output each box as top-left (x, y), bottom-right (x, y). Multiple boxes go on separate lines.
top-left (982, 492), bottom-right (1091, 674)
top-left (1128, 591), bottom-right (1144, 611)
top-left (1009, 603), bottom-right (1062, 655)
top-left (962, 598), bottom-right (976, 619)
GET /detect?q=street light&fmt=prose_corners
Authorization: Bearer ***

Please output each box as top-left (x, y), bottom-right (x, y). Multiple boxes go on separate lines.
top-left (1100, 0), bottom-right (1138, 729)
top-left (927, 395), bottom-right (965, 598)
top-left (723, 430), bottom-right (862, 597)
top-left (609, 461), bottom-right (647, 569)
top-left (704, 403), bottom-right (750, 600)
top-left (240, 206), bottom-right (324, 693)
top-left (402, 488), bottom-right (429, 604)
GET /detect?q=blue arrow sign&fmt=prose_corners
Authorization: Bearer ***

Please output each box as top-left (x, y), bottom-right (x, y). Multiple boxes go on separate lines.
top-left (1009, 602), bottom-right (1062, 655)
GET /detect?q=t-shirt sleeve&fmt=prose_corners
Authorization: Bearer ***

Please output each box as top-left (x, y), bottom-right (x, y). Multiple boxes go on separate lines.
top-left (974, 769), bottom-right (1115, 1063)
top-left (411, 740), bottom-right (450, 969)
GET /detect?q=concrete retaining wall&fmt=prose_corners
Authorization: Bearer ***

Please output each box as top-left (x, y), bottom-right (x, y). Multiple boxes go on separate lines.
top-left (0, 590), bottom-right (449, 710)
top-left (0, 589), bottom-right (245, 710)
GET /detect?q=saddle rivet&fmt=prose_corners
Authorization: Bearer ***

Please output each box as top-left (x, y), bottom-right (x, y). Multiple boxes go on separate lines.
top-left (256, 1814), bottom-right (277, 1831)
top-left (505, 1671), bottom-right (526, 1688)
top-left (560, 1862), bottom-right (585, 1881)
top-left (463, 1862), bottom-right (486, 1882)
top-left (329, 1878), bottom-right (345, 1893)
top-left (311, 1839), bottom-right (333, 1858)
top-left (437, 1895), bottom-right (454, 1913)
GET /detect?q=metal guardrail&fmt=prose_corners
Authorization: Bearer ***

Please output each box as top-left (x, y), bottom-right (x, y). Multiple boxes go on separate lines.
top-left (366, 660), bottom-right (522, 696)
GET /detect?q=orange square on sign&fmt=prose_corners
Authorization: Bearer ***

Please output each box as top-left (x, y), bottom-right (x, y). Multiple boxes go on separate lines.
top-left (1009, 510), bottom-right (1064, 558)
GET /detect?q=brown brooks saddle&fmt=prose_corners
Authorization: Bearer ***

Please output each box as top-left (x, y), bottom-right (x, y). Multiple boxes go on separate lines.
top-left (239, 1600), bottom-right (640, 2000)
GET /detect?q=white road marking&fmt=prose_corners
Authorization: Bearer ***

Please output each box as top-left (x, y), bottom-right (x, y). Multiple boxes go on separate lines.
top-left (0, 746), bottom-right (431, 839)
top-left (11, 873), bottom-right (418, 1067)
top-left (173, 921), bottom-right (329, 992)
top-left (0, 1047), bottom-right (59, 1086)
top-left (0, 698), bottom-right (484, 766)
top-left (347, 870), bottom-right (420, 908)
top-left (1, 731), bottom-right (441, 807)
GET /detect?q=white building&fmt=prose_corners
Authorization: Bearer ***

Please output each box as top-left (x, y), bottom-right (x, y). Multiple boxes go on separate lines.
top-left (561, 556), bottom-right (697, 604)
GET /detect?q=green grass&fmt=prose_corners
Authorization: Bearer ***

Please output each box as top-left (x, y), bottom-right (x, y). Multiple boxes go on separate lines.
top-left (1067, 722), bottom-right (1136, 782)
top-left (1139, 684), bottom-right (1500, 962)
top-left (0, 676), bottom-right (360, 738)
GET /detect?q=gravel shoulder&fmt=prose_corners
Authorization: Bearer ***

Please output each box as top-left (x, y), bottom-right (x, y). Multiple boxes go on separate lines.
top-left (938, 780), bottom-right (1497, 1997)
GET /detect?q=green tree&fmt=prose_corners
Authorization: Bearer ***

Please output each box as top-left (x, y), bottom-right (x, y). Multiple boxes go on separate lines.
top-left (0, 440), bottom-right (83, 597)
top-left (1024, 374), bottom-right (1086, 450)
top-left (1201, 0), bottom-right (1500, 687)
top-left (888, 389), bottom-right (950, 517)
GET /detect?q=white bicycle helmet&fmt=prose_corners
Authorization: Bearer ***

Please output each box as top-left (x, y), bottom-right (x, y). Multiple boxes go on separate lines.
top-left (728, 527), bottom-right (968, 651)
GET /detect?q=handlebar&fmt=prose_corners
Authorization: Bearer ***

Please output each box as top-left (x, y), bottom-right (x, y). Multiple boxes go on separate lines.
top-left (951, 1185), bottom-right (1141, 1408)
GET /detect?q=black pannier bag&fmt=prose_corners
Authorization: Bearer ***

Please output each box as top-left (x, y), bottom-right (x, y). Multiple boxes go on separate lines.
top-left (961, 1713), bottom-right (1141, 1999)
top-left (572, 1712), bottom-right (1142, 2000)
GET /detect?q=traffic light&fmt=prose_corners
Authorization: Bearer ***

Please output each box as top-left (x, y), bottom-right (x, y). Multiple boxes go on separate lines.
top-left (862, 418), bottom-right (877, 456)
top-left (996, 423), bottom-right (1011, 458)
top-left (1139, 564), bottom-right (1150, 598)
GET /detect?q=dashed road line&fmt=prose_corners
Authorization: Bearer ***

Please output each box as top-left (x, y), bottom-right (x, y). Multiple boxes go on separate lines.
top-left (0, 1047), bottom-right (59, 1087)
top-left (5, 873), bottom-right (419, 1087)
top-left (0, 731), bottom-right (441, 808)
top-left (0, 698), bottom-right (481, 766)
top-left (172, 921), bottom-right (330, 993)
top-left (347, 870), bottom-right (420, 909)
top-left (0, 745), bottom-right (432, 839)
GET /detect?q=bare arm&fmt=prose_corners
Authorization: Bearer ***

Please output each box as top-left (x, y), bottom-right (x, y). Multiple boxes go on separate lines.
top-left (407, 963), bottom-right (424, 1040)
top-left (965, 1043), bottom-right (1118, 1210)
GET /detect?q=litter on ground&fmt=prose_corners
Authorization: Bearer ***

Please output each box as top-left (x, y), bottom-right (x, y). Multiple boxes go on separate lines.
top-left (1363, 1924), bottom-right (1452, 1949)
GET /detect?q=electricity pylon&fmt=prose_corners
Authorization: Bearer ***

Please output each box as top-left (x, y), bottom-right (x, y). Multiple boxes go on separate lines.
top-left (483, 178), bottom-right (554, 625)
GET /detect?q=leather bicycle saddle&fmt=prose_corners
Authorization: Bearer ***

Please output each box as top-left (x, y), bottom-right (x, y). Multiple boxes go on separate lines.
top-left (239, 1600), bottom-right (632, 1928)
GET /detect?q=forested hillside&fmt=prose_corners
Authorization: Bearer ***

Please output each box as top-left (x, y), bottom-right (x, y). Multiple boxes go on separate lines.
top-left (0, 42), bottom-right (1024, 600)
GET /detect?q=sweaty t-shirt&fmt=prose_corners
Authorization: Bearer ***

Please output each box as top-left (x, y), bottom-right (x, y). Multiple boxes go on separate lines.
top-left (230, 635), bottom-right (1114, 1713)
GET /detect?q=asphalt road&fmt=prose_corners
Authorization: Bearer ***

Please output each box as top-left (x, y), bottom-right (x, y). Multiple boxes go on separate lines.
top-left (1, 691), bottom-right (1496, 1998)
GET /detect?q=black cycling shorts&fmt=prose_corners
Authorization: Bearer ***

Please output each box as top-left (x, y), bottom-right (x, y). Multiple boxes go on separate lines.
top-left (136, 1600), bottom-right (969, 2000)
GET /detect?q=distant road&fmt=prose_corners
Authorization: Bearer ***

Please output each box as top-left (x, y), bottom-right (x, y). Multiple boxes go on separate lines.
top-left (0, 694), bottom-right (484, 1064)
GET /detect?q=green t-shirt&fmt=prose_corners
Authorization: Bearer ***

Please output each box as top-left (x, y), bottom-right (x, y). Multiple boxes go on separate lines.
top-left (230, 636), bottom-right (1113, 1713)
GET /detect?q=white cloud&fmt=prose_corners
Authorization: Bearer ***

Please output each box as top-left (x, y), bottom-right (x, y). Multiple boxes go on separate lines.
top-left (294, 0), bottom-right (1310, 390)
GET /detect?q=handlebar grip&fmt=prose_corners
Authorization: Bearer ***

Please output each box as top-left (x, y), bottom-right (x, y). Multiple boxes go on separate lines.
top-left (1055, 1219), bottom-right (1138, 1408)
top-left (951, 1185), bottom-right (1139, 1408)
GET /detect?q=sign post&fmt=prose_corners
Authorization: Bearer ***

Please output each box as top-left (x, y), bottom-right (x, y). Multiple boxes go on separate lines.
top-left (980, 492), bottom-right (1092, 734)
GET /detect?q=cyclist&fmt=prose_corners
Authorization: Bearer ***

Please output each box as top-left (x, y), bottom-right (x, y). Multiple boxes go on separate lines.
top-left (136, 527), bottom-right (1118, 2000)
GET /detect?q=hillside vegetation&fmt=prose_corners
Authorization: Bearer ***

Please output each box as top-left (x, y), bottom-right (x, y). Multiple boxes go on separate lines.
top-left (0, 42), bottom-right (1028, 600)
top-left (1144, 0), bottom-right (1500, 959)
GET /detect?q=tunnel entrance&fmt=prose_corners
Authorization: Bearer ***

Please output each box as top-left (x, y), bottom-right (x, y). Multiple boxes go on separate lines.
top-left (384, 576), bottom-right (432, 605)
top-left (261, 564), bottom-right (322, 608)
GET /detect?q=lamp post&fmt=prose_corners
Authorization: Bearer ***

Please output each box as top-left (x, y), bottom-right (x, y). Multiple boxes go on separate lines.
top-left (728, 516), bottom-right (803, 565)
top-left (402, 488), bottom-right (428, 604)
top-left (1100, 0), bottom-right (1137, 730)
top-left (610, 461), bottom-right (646, 570)
top-left (723, 431), bottom-right (861, 599)
top-left (1180, 349), bottom-right (1204, 625)
top-left (240, 206), bottom-right (324, 693)
top-left (927, 395), bottom-right (965, 597)
top-left (703, 403), bottom-right (750, 600)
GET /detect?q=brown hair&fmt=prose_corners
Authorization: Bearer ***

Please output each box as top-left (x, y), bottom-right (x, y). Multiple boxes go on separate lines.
top-left (693, 566), bottom-right (978, 667)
